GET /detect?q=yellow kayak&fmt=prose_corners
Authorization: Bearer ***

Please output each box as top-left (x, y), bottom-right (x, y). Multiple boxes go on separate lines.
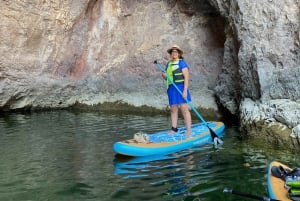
top-left (268, 161), bottom-right (292, 201)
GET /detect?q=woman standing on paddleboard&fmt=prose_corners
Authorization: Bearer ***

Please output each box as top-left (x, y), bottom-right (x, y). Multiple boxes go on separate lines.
top-left (162, 45), bottom-right (192, 137)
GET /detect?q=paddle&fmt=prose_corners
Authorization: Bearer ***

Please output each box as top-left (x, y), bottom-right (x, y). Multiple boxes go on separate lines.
top-left (223, 188), bottom-right (280, 201)
top-left (154, 60), bottom-right (223, 144)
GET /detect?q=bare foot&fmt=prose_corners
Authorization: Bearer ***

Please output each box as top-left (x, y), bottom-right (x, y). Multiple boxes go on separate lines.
top-left (168, 130), bottom-right (176, 134)
top-left (168, 127), bottom-right (178, 134)
top-left (185, 132), bottom-right (192, 137)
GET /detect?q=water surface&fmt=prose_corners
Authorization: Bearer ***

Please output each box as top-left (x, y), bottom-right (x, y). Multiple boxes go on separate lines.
top-left (0, 111), bottom-right (299, 201)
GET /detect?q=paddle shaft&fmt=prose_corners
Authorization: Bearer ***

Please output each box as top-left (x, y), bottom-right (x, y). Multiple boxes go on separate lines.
top-left (223, 188), bottom-right (280, 201)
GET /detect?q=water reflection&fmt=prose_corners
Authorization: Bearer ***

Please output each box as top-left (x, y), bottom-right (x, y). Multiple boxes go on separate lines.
top-left (0, 111), bottom-right (123, 200)
top-left (113, 151), bottom-right (192, 179)
top-left (113, 146), bottom-right (220, 200)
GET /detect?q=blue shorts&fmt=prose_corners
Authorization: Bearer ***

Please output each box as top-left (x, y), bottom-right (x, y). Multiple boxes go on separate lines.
top-left (167, 84), bottom-right (191, 106)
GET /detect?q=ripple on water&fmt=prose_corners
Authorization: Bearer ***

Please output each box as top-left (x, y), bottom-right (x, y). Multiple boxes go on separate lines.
top-left (0, 111), bottom-right (299, 201)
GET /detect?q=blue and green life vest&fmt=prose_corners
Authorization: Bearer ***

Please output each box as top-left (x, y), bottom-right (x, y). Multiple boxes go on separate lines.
top-left (166, 59), bottom-right (185, 86)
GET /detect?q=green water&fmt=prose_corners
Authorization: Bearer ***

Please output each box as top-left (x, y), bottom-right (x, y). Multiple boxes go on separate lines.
top-left (0, 110), bottom-right (299, 201)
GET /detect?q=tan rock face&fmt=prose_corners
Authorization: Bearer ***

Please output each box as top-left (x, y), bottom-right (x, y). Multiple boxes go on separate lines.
top-left (1, 1), bottom-right (86, 72)
top-left (0, 0), bottom-right (225, 110)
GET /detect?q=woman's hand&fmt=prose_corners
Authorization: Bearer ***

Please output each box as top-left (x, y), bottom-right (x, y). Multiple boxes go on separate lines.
top-left (182, 89), bottom-right (188, 99)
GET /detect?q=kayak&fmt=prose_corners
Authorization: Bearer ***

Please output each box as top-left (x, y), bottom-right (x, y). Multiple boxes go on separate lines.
top-left (223, 161), bottom-right (299, 200)
top-left (113, 121), bottom-right (225, 157)
top-left (268, 161), bottom-right (300, 201)
top-left (268, 161), bottom-right (292, 201)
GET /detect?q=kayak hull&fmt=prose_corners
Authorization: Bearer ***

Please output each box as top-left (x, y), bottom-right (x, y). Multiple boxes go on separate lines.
top-left (268, 161), bottom-right (292, 201)
top-left (113, 121), bottom-right (225, 157)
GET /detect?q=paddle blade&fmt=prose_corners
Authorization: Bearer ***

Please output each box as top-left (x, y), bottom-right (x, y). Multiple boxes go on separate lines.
top-left (207, 126), bottom-right (217, 138)
top-left (208, 126), bottom-right (223, 145)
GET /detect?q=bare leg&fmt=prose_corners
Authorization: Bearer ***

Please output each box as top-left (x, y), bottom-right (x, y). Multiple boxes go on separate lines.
top-left (180, 103), bottom-right (192, 136)
top-left (170, 105), bottom-right (179, 133)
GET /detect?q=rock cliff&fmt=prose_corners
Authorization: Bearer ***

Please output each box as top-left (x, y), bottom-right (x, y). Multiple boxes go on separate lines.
top-left (211, 0), bottom-right (300, 145)
top-left (0, 0), bottom-right (225, 111)
top-left (0, 0), bottom-right (299, 145)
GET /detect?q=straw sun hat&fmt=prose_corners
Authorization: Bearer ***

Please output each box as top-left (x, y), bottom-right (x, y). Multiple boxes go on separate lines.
top-left (167, 45), bottom-right (183, 55)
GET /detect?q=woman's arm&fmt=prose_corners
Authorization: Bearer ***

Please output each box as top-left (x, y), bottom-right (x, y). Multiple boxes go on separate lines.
top-left (182, 68), bottom-right (189, 98)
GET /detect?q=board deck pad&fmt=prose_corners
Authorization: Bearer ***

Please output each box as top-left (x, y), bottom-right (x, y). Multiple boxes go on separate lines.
top-left (148, 123), bottom-right (212, 143)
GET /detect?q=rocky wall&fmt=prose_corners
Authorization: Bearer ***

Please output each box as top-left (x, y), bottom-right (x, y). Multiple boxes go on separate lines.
top-left (0, 0), bottom-right (225, 111)
top-left (211, 0), bottom-right (300, 144)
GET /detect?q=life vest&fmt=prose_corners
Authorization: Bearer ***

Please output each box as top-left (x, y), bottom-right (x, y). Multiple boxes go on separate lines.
top-left (166, 59), bottom-right (185, 86)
